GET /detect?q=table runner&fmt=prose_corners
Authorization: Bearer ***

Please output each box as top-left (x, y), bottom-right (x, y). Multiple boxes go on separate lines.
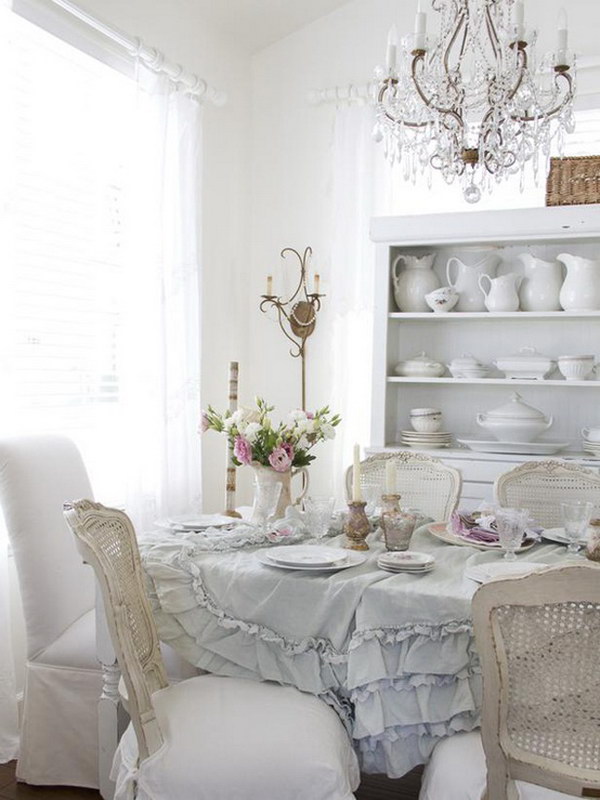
top-left (138, 524), bottom-right (571, 777)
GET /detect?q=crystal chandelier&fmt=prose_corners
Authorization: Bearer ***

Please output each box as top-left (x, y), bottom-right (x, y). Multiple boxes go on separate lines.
top-left (373, 0), bottom-right (576, 203)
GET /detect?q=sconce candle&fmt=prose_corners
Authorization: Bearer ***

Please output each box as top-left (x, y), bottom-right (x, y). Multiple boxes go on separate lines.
top-left (266, 275), bottom-right (273, 296)
top-left (314, 273), bottom-right (321, 295)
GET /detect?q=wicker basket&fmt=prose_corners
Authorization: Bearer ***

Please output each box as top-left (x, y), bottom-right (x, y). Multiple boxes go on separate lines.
top-left (546, 155), bottom-right (600, 206)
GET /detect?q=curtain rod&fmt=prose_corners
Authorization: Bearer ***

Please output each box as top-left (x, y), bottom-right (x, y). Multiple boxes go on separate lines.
top-left (47, 0), bottom-right (227, 106)
top-left (309, 57), bottom-right (600, 107)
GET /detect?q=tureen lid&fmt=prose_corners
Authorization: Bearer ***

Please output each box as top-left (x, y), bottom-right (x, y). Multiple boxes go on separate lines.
top-left (449, 353), bottom-right (484, 368)
top-left (483, 392), bottom-right (548, 420)
top-left (404, 351), bottom-right (438, 364)
top-left (499, 346), bottom-right (553, 364)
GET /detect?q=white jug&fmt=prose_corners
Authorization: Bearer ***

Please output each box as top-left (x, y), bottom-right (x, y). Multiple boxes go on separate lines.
top-left (478, 272), bottom-right (522, 313)
top-left (446, 248), bottom-right (500, 312)
top-left (517, 254), bottom-right (563, 312)
top-left (557, 253), bottom-right (600, 311)
top-left (392, 253), bottom-right (440, 312)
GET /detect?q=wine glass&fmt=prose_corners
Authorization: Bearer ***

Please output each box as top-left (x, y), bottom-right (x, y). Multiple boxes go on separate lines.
top-left (362, 479), bottom-right (381, 517)
top-left (304, 496), bottom-right (336, 540)
top-left (560, 501), bottom-right (593, 555)
top-left (496, 508), bottom-right (528, 561)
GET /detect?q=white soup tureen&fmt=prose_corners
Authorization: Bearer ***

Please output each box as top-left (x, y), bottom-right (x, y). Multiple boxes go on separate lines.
top-left (476, 392), bottom-right (553, 443)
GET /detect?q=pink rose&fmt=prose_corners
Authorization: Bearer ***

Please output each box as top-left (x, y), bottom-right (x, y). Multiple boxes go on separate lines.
top-left (306, 411), bottom-right (314, 419)
top-left (281, 441), bottom-right (295, 461)
top-left (199, 410), bottom-right (210, 434)
top-left (233, 435), bottom-right (253, 465)
top-left (268, 445), bottom-right (293, 473)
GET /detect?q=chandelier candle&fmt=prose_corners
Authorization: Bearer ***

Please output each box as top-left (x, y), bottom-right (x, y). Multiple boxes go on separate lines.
top-left (373, 0), bottom-right (576, 203)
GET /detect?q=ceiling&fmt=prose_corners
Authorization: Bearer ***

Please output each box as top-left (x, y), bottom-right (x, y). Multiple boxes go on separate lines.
top-left (193, 0), bottom-right (351, 52)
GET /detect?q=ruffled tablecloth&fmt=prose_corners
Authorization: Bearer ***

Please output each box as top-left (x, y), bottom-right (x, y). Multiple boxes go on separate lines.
top-left (138, 523), bottom-right (569, 778)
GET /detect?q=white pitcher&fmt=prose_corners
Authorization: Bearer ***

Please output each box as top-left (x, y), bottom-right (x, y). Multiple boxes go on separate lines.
top-left (392, 253), bottom-right (440, 312)
top-left (446, 248), bottom-right (500, 312)
top-left (517, 254), bottom-right (562, 312)
top-left (557, 253), bottom-right (600, 311)
top-left (478, 272), bottom-right (522, 313)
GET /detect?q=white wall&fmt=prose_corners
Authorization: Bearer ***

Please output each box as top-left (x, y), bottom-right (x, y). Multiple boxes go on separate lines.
top-left (248, 0), bottom-right (600, 497)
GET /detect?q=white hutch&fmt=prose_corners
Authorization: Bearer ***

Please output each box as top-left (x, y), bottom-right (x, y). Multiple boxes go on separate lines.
top-left (369, 205), bottom-right (600, 508)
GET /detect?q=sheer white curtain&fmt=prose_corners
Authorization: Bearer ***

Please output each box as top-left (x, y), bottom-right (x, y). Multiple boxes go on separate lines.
top-left (117, 66), bottom-right (202, 529)
top-left (329, 106), bottom-right (387, 500)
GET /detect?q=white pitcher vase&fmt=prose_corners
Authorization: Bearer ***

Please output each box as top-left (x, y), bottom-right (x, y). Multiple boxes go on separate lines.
top-left (478, 272), bottom-right (522, 312)
top-left (557, 253), bottom-right (600, 311)
top-left (446, 248), bottom-right (500, 312)
top-left (392, 253), bottom-right (440, 312)
top-left (517, 253), bottom-right (562, 312)
top-left (250, 463), bottom-right (309, 524)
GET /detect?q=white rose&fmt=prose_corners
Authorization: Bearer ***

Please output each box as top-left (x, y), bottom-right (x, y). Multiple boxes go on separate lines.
top-left (320, 422), bottom-right (336, 440)
top-left (297, 434), bottom-right (310, 450)
top-left (230, 409), bottom-right (244, 425)
top-left (295, 417), bottom-right (310, 433)
top-left (289, 409), bottom-right (307, 423)
top-left (237, 419), bottom-right (248, 434)
top-left (245, 422), bottom-right (262, 443)
top-left (223, 416), bottom-right (235, 432)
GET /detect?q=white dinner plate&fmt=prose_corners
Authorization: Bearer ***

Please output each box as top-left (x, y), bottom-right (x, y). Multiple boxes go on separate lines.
top-left (265, 545), bottom-right (348, 568)
top-left (457, 438), bottom-right (569, 455)
top-left (378, 563), bottom-right (434, 574)
top-left (542, 527), bottom-right (589, 546)
top-left (378, 551), bottom-right (434, 568)
top-left (426, 522), bottom-right (536, 552)
top-left (156, 514), bottom-right (241, 530)
top-left (465, 561), bottom-right (548, 584)
top-left (256, 549), bottom-right (366, 572)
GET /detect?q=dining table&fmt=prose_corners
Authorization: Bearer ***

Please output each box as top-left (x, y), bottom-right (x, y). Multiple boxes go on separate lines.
top-left (136, 516), bottom-right (579, 779)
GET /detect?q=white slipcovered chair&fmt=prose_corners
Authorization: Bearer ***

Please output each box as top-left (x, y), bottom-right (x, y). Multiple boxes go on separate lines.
top-left (494, 460), bottom-right (600, 528)
top-left (63, 499), bottom-right (360, 800)
top-left (0, 435), bottom-right (103, 787)
top-left (345, 451), bottom-right (461, 520)
top-left (420, 564), bottom-right (600, 800)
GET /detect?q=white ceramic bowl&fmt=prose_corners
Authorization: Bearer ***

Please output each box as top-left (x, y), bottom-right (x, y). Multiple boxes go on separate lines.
top-left (582, 426), bottom-right (600, 443)
top-left (425, 287), bottom-right (459, 313)
top-left (557, 355), bottom-right (595, 381)
top-left (410, 416), bottom-right (443, 433)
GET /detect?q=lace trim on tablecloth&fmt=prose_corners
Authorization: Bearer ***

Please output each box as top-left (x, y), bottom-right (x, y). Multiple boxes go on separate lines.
top-left (349, 619), bottom-right (473, 650)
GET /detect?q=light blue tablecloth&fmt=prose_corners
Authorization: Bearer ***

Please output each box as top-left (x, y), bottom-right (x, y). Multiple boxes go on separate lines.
top-left (138, 523), bottom-right (573, 777)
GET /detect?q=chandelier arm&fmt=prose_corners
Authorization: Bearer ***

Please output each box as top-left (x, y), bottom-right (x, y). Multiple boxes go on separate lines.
top-left (509, 70), bottom-right (573, 123)
top-left (484, 1), bottom-right (501, 61)
top-left (506, 46), bottom-right (528, 102)
top-left (442, 9), bottom-right (467, 103)
top-left (411, 53), bottom-right (464, 131)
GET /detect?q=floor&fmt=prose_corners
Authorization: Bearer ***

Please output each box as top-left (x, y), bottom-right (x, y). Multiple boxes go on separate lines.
top-left (0, 761), bottom-right (423, 799)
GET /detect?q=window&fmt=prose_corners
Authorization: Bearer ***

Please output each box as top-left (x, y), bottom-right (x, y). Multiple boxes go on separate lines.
top-left (2, 12), bottom-right (138, 502)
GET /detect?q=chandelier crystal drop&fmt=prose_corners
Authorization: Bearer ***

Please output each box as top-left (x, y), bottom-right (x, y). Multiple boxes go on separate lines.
top-left (373, 0), bottom-right (576, 203)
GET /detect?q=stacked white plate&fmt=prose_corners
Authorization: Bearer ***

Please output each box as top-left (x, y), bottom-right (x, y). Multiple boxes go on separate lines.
top-left (583, 439), bottom-right (600, 457)
top-left (400, 430), bottom-right (452, 449)
top-left (257, 545), bottom-right (366, 572)
top-left (377, 551), bottom-right (435, 574)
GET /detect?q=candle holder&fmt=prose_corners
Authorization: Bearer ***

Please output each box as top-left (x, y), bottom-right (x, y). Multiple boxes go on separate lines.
top-left (260, 246), bottom-right (324, 410)
top-left (344, 501), bottom-right (371, 551)
top-left (381, 495), bottom-right (417, 552)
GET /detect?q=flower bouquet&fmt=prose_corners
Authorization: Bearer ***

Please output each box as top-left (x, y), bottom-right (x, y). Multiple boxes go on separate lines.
top-left (200, 397), bottom-right (341, 521)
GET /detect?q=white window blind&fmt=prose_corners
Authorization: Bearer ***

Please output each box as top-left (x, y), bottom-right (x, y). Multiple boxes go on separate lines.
top-left (2, 12), bottom-right (138, 502)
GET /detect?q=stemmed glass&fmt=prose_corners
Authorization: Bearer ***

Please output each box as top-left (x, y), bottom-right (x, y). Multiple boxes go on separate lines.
top-left (362, 479), bottom-right (381, 517)
top-left (561, 501), bottom-right (593, 555)
top-left (495, 508), bottom-right (528, 561)
top-left (304, 496), bottom-right (336, 540)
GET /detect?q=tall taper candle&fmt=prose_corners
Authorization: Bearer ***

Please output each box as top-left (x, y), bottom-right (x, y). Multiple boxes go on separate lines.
top-left (352, 444), bottom-right (362, 502)
top-left (224, 361), bottom-right (242, 517)
top-left (385, 459), bottom-right (396, 494)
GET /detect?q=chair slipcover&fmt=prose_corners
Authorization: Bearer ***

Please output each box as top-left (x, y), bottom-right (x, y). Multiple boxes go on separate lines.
top-left (0, 435), bottom-right (102, 787)
top-left (111, 675), bottom-right (360, 800)
top-left (420, 732), bottom-right (581, 800)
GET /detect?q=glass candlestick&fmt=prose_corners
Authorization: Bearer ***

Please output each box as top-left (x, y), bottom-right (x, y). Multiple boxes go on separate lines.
top-left (344, 501), bottom-right (370, 551)
top-left (381, 495), bottom-right (417, 551)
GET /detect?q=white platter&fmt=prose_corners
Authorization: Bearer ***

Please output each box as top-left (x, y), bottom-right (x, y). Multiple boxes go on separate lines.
top-left (265, 545), bottom-right (347, 567)
top-left (257, 549), bottom-right (366, 572)
top-left (541, 527), bottom-right (589, 546)
top-left (465, 561), bottom-right (548, 584)
top-left (457, 438), bottom-right (569, 455)
top-left (427, 522), bottom-right (536, 552)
